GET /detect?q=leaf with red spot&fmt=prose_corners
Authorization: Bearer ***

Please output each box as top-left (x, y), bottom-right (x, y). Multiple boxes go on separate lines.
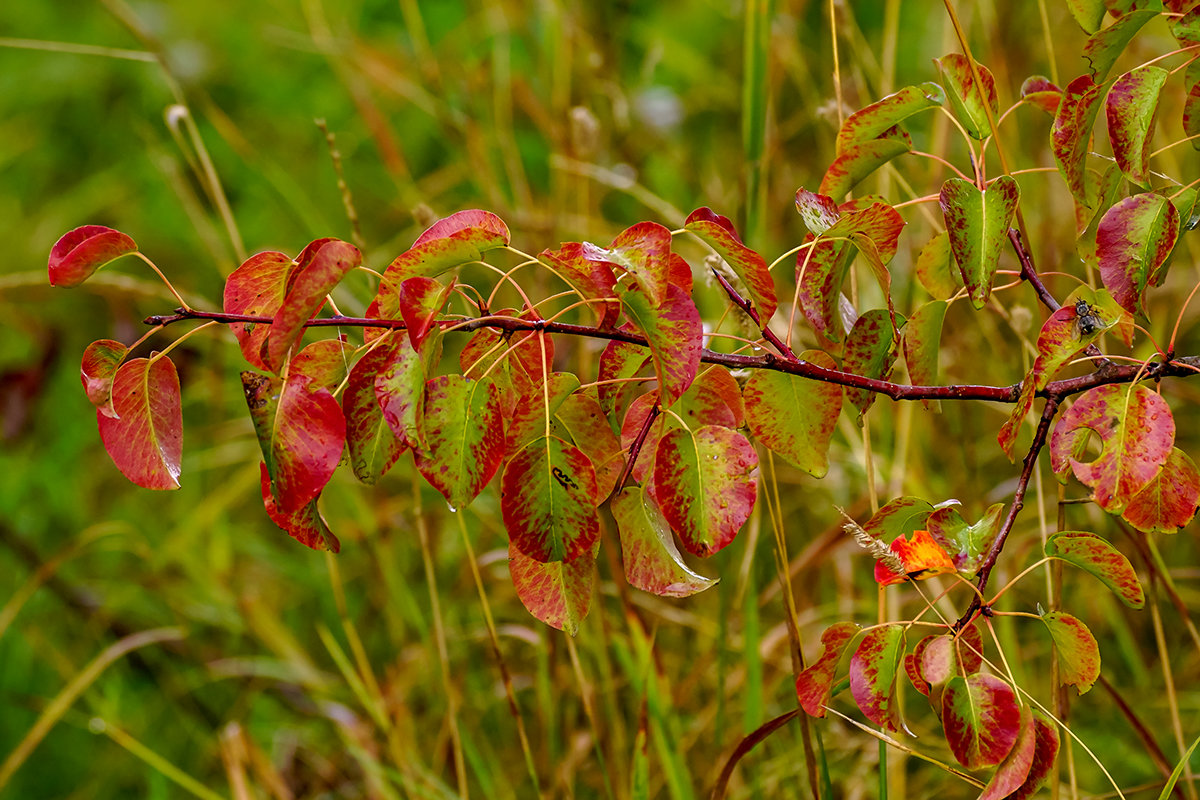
top-left (506, 372), bottom-right (583, 454)
top-left (502, 434), bottom-right (599, 563)
top-left (223, 251), bottom-right (297, 371)
top-left (843, 309), bottom-right (900, 422)
top-left (509, 541), bottom-right (594, 635)
top-left (1041, 611), bottom-right (1100, 694)
top-left (1123, 447), bottom-right (1200, 533)
top-left (904, 300), bottom-right (947, 412)
top-left (834, 83), bottom-right (944, 154)
top-left (1066, 0), bottom-right (1104, 33)
top-left (940, 176), bottom-right (1020, 309)
top-left (673, 367), bottom-right (744, 429)
top-left (1050, 384), bottom-right (1175, 513)
top-left (1045, 530), bottom-right (1145, 608)
top-left (265, 239), bottom-right (361, 372)
top-left (583, 222), bottom-right (674, 306)
top-left (1083, 5), bottom-right (1160, 82)
top-left (398, 276), bottom-right (455, 350)
top-left (685, 207), bottom-right (777, 321)
top-left (795, 236), bottom-right (854, 340)
top-left (259, 462), bottom-right (340, 552)
top-left (915, 233), bottom-right (958, 300)
top-left (415, 375), bottom-right (505, 510)
top-left (1107, 65), bottom-right (1168, 185)
top-left (820, 127), bottom-right (913, 200)
top-left (874, 529), bottom-right (957, 586)
top-left (242, 369), bottom-right (345, 513)
top-left (375, 333), bottom-right (433, 450)
top-left (597, 338), bottom-right (653, 430)
top-left (936, 54), bottom-right (999, 139)
top-left (611, 486), bottom-right (716, 598)
top-left (289, 339), bottom-right (352, 391)
top-left (460, 315), bottom-right (552, 416)
top-left (926, 502), bottom-right (1004, 578)
top-left (618, 283), bottom-right (701, 403)
top-left (343, 343), bottom-right (406, 485)
top-left (1020, 75), bottom-right (1062, 115)
top-left (979, 706), bottom-right (1037, 800)
top-left (744, 350), bottom-right (842, 477)
top-left (48, 225), bottom-right (138, 287)
top-left (1097, 193), bottom-right (1179, 315)
top-left (650, 425), bottom-right (758, 558)
top-left (941, 673), bottom-right (1021, 769)
top-left (620, 392), bottom-right (665, 484)
top-left (1052, 75), bottom-right (1107, 205)
top-left (555, 391), bottom-right (625, 500)
top-left (97, 357), bottom-right (183, 490)
top-left (796, 189), bottom-right (843, 236)
top-left (862, 496), bottom-right (934, 542)
top-left (539, 243), bottom-right (620, 327)
top-left (848, 624), bottom-right (905, 731)
top-left (1025, 289), bottom-right (1121, 395)
top-left (907, 624), bottom-right (985, 698)
top-left (81, 339), bottom-right (127, 418)
top-left (1006, 712), bottom-right (1060, 800)
top-left (412, 209), bottom-right (509, 249)
top-left (1185, 79), bottom-right (1200, 151)
top-left (796, 622), bottom-right (859, 717)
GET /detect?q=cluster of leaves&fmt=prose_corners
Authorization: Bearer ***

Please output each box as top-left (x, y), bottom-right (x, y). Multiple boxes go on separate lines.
top-left (46, 0), bottom-right (1200, 793)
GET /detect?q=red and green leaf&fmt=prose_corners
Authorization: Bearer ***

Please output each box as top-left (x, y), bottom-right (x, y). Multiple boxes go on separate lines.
top-left (539, 243), bottom-right (620, 327)
top-left (1041, 611), bottom-right (1101, 694)
top-left (1006, 712), bottom-right (1061, 800)
top-left (375, 333), bottom-right (432, 450)
top-left (48, 225), bottom-right (138, 288)
top-left (1052, 75), bottom-right (1108, 205)
top-left (848, 624), bottom-right (906, 731)
top-left (1066, 0), bottom-right (1105, 33)
top-left (862, 496), bottom-right (934, 542)
top-left (650, 425), bottom-right (758, 558)
top-left (502, 434), bottom-right (600, 563)
top-left (904, 300), bottom-right (947, 413)
top-left (597, 338), bottom-right (653, 430)
top-left (460, 317), bottom-right (553, 416)
top-left (223, 251), bottom-right (298, 370)
top-left (1106, 65), bottom-right (1168, 185)
top-left (844, 309), bottom-right (900, 422)
top-left (796, 188), bottom-right (844, 236)
top-left (414, 375), bottom-right (506, 510)
top-left (672, 367), bottom-right (745, 429)
top-left (1083, 4), bottom-right (1161, 82)
top-left (979, 706), bottom-right (1037, 800)
top-left (874, 529), bottom-right (957, 586)
top-left (796, 622), bottom-right (860, 717)
top-left (413, 209), bottom-right (509, 250)
top-left (81, 338), bottom-right (128, 418)
top-left (834, 83), bottom-right (944, 154)
top-left (915, 233), bottom-right (958, 300)
top-left (611, 486), bottom-right (716, 598)
top-left (584, 222), bottom-right (675, 306)
top-left (1097, 193), bottom-right (1179, 315)
top-left (795, 237), bottom-right (855, 340)
top-left (343, 342), bottom-right (406, 484)
top-left (398, 276), bottom-right (455, 350)
top-left (620, 392), bottom-right (665, 484)
top-left (936, 54), bottom-right (999, 139)
top-left (259, 462), bottom-right (340, 552)
top-left (1020, 75), bottom-right (1062, 115)
top-left (926, 502), bottom-right (1004, 578)
top-left (97, 357), bottom-right (183, 490)
top-left (509, 541), bottom-right (594, 635)
top-left (265, 239), bottom-right (361, 372)
top-left (618, 283), bottom-right (702, 403)
top-left (940, 176), bottom-right (1020, 309)
top-left (819, 129), bottom-right (913, 200)
top-left (685, 207), bottom-right (777, 321)
top-left (1044, 530), bottom-right (1145, 608)
top-left (505, 372), bottom-right (583, 453)
top-left (556, 391), bottom-right (625, 500)
top-left (940, 673), bottom-right (1021, 769)
top-left (1123, 447), bottom-right (1200, 533)
top-left (744, 351), bottom-right (842, 477)
top-left (289, 338), bottom-right (352, 391)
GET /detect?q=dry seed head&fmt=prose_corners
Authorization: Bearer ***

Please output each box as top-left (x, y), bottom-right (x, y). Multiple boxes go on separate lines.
top-left (837, 507), bottom-right (906, 576)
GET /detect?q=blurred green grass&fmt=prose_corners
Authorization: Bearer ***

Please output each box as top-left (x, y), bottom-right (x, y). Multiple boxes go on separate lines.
top-left (4, 1), bottom-right (1200, 798)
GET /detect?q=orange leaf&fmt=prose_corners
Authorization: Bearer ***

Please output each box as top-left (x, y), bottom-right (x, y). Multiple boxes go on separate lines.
top-left (875, 529), bottom-right (957, 586)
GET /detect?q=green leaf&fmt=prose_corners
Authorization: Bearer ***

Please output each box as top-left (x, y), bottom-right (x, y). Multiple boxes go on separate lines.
top-left (915, 232), bottom-right (958, 300)
top-left (1184, 79), bottom-right (1200, 151)
top-left (1066, 0), bottom-right (1106, 32)
top-left (1106, 65), bottom-right (1168, 185)
top-left (936, 54), bottom-right (999, 139)
top-left (266, 239), bottom-right (361, 372)
top-left (862, 496), bottom-right (934, 542)
top-left (618, 283), bottom-right (702, 403)
top-left (685, 207), bottom-right (777, 321)
top-left (834, 83), bottom-right (944, 154)
top-left (819, 130), bottom-right (913, 200)
top-left (508, 540), bottom-right (594, 635)
top-left (1097, 192), bottom-right (1179, 315)
top-left (343, 342), bottom-right (406, 485)
top-left (1041, 611), bottom-right (1100, 694)
top-left (98, 357), bottom-right (183, 490)
top-left (941, 674), bottom-right (1021, 769)
top-left (1083, 3), bottom-right (1162, 82)
top-left (505, 372), bottom-right (583, 454)
top-left (259, 462), bottom-right (340, 552)
top-left (926, 502), bottom-right (1004, 578)
top-left (1123, 447), bottom-right (1200, 533)
top-left (1052, 75), bottom-right (1108, 206)
top-left (848, 624), bottom-right (905, 731)
top-left (502, 434), bottom-right (600, 563)
top-left (1050, 384), bottom-right (1175, 513)
top-left (903, 300), bottom-right (947, 411)
top-left (1045, 530), bottom-right (1145, 607)
top-left (612, 486), bottom-right (716, 598)
top-left (744, 350), bottom-right (842, 476)
top-left (796, 622), bottom-right (859, 717)
top-left (940, 176), bottom-right (1020, 309)
top-left (650, 425), bottom-right (758, 558)
top-left (414, 375), bottom-right (506, 510)
top-left (80, 339), bottom-right (128, 418)
top-left (375, 333), bottom-right (431, 450)
top-left (843, 309), bottom-right (900, 423)
top-left (48, 225), bottom-right (138, 288)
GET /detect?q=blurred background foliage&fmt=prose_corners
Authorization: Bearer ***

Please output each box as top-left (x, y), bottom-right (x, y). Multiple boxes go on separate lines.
top-left (4, 1), bottom-right (1200, 798)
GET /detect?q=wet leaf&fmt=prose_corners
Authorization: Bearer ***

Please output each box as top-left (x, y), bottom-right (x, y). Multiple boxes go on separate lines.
top-left (502, 434), bottom-right (600, 563)
top-left (98, 357), bottom-right (183, 490)
top-left (650, 425), bottom-right (758, 558)
top-left (223, 251), bottom-right (297, 371)
top-left (539, 243), bottom-right (620, 327)
top-left (584, 222), bottom-right (675, 306)
top-left (744, 350), bottom-right (842, 476)
top-left (266, 239), bottom-right (361, 372)
top-left (1123, 447), bottom-right (1200, 533)
top-left (1052, 75), bottom-right (1108, 205)
top-left (979, 706), bottom-right (1037, 800)
top-left (398, 276), bottom-right (455, 350)
top-left (618, 283), bottom-right (702, 403)
top-left (1049, 384), bottom-right (1175, 513)
top-left (81, 339), bottom-right (128, 418)
top-left (48, 225), bottom-right (138, 288)
top-left (1106, 65), bottom-right (1168, 185)
top-left (415, 375), bottom-right (506, 510)
top-left (874, 529), bottom-right (957, 586)
top-left (259, 462), bottom-right (340, 552)
top-left (509, 541), bottom-right (594, 635)
top-left (612, 486), bottom-right (716, 598)
top-left (936, 54), bottom-right (999, 139)
top-left (941, 673), bottom-right (1021, 769)
top-left (940, 176), bottom-right (1020, 309)
top-left (685, 207), bottom-right (777, 321)
top-left (834, 83), bottom-right (944, 154)
top-left (343, 342), bottom-right (406, 484)
top-left (796, 622), bottom-right (859, 717)
top-left (849, 624), bottom-right (905, 731)
top-left (1044, 530), bottom-right (1145, 608)
top-left (1083, 3), bottom-right (1162, 82)
top-left (1041, 611), bottom-right (1100, 693)
top-left (843, 309), bottom-right (901, 422)
top-left (1097, 193), bottom-right (1179, 315)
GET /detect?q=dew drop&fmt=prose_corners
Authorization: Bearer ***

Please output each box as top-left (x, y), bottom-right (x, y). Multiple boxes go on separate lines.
top-left (447, 503), bottom-right (458, 513)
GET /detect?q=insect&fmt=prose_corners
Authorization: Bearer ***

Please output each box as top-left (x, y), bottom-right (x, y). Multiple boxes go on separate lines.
top-left (1073, 299), bottom-right (1105, 338)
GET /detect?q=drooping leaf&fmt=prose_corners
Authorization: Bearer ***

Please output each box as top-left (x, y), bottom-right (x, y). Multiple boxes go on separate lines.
top-left (843, 309), bottom-right (901, 422)
top-left (597, 338), bottom-right (653, 431)
top-left (343, 341), bottom-right (406, 484)
top-left (1106, 65), bottom-right (1168, 185)
top-left (618, 283), bottom-right (702, 403)
top-left (915, 232), bottom-right (958, 300)
top-left (834, 83), bottom-right (945, 154)
top-left (612, 486), bottom-right (716, 598)
top-left (862, 496), bottom-right (934, 542)
top-left (979, 706), bottom-right (1037, 800)
top-left (795, 236), bottom-right (855, 340)
top-left (796, 622), bottom-right (860, 717)
top-left (398, 276), bottom-right (455, 350)
top-left (685, 207), bottom-right (777, 321)
top-left (941, 673), bottom-right (1021, 769)
top-left (1020, 75), bottom-right (1063, 115)
top-left (81, 339), bottom-right (127, 418)
top-left (414, 375), bottom-right (506, 510)
top-left (904, 300), bottom-right (947, 413)
top-left (1041, 611), bottom-right (1101, 694)
top-left (259, 462), bottom-right (340, 552)
top-left (1006, 712), bottom-right (1061, 800)
top-left (223, 251), bottom-right (298, 370)
top-left (509, 540), bottom-right (594, 635)
top-left (97, 357), bottom-right (183, 490)
top-left (796, 189), bottom-right (842, 235)
top-left (502, 434), bottom-right (600, 563)
top-left (556, 391), bottom-right (625, 500)
top-left (905, 636), bottom-right (936, 697)
top-left (539, 242), bottom-right (620, 327)
top-left (1044, 530), bottom-right (1145, 607)
top-left (1097, 193), bottom-right (1179, 314)
top-left (874, 529), bottom-right (957, 586)
top-left (848, 624), bottom-right (905, 731)
top-left (48, 225), bottom-right (138, 288)
top-left (926, 502), bottom-right (1004, 578)
top-left (375, 333), bottom-right (430, 450)
top-left (936, 54), bottom-right (999, 139)
top-left (1049, 384), bottom-right (1175, 513)
top-left (650, 425), bottom-right (758, 558)
top-left (1083, 3), bottom-right (1162, 82)
top-left (266, 239), bottom-right (361, 372)
top-left (1066, 0), bottom-right (1106, 32)
top-left (583, 222), bottom-right (675, 306)
top-left (744, 350), bottom-right (842, 476)
top-left (1123, 447), bottom-right (1200, 533)
top-left (1052, 75), bottom-right (1108, 205)
top-left (940, 176), bottom-right (1020, 308)
top-left (819, 130), bottom-right (914, 199)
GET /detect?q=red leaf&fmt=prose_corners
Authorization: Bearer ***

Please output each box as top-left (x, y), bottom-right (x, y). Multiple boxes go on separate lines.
top-left (398, 276), bottom-right (455, 351)
top-left (941, 674), bottom-right (1021, 769)
top-left (289, 339), bottom-right (352, 391)
top-left (555, 391), bottom-right (625, 501)
top-left (48, 225), bottom-right (138, 288)
top-left (685, 207), bottom-right (777, 321)
top-left (796, 622), bottom-right (859, 717)
top-left (412, 209), bottom-right (509, 249)
top-left (223, 251), bottom-right (298, 371)
top-left (674, 367), bottom-right (744, 429)
top-left (874, 529), bottom-right (957, 586)
top-left (1006, 712), bottom-right (1060, 800)
top-left (97, 357), bottom-right (183, 490)
top-left (343, 342), bottom-right (406, 484)
top-left (1097, 193), bottom-right (1179, 314)
top-left (1045, 530), bottom-right (1145, 608)
top-left (460, 315), bottom-right (552, 416)
top-left (979, 706), bottom-right (1037, 800)
top-left (612, 486), bottom-right (716, 598)
top-left (1106, 65), bottom-right (1168, 185)
top-left (620, 392), bottom-right (664, 484)
top-left (1042, 611), bottom-right (1100, 694)
top-left (81, 339), bottom-right (128, 418)
top-left (744, 350), bottom-right (842, 476)
top-left (508, 540), bottom-right (594, 635)
top-left (502, 435), bottom-right (600, 563)
top-left (1020, 75), bottom-right (1062, 115)
top-left (796, 189), bottom-right (841, 235)
top-left (414, 375), bottom-right (506, 510)
top-left (539, 243), bottom-right (620, 327)
top-left (1051, 75), bottom-right (1107, 205)
top-left (584, 222), bottom-right (675, 306)
top-left (1123, 447), bottom-right (1200, 533)
top-left (618, 283), bottom-right (702, 403)
top-left (374, 334), bottom-right (430, 450)
top-left (266, 239), bottom-right (361, 372)
top-left (259, 462), bottom-right (340, 552)
top-left (849, 624), bottom-right (906, 731)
